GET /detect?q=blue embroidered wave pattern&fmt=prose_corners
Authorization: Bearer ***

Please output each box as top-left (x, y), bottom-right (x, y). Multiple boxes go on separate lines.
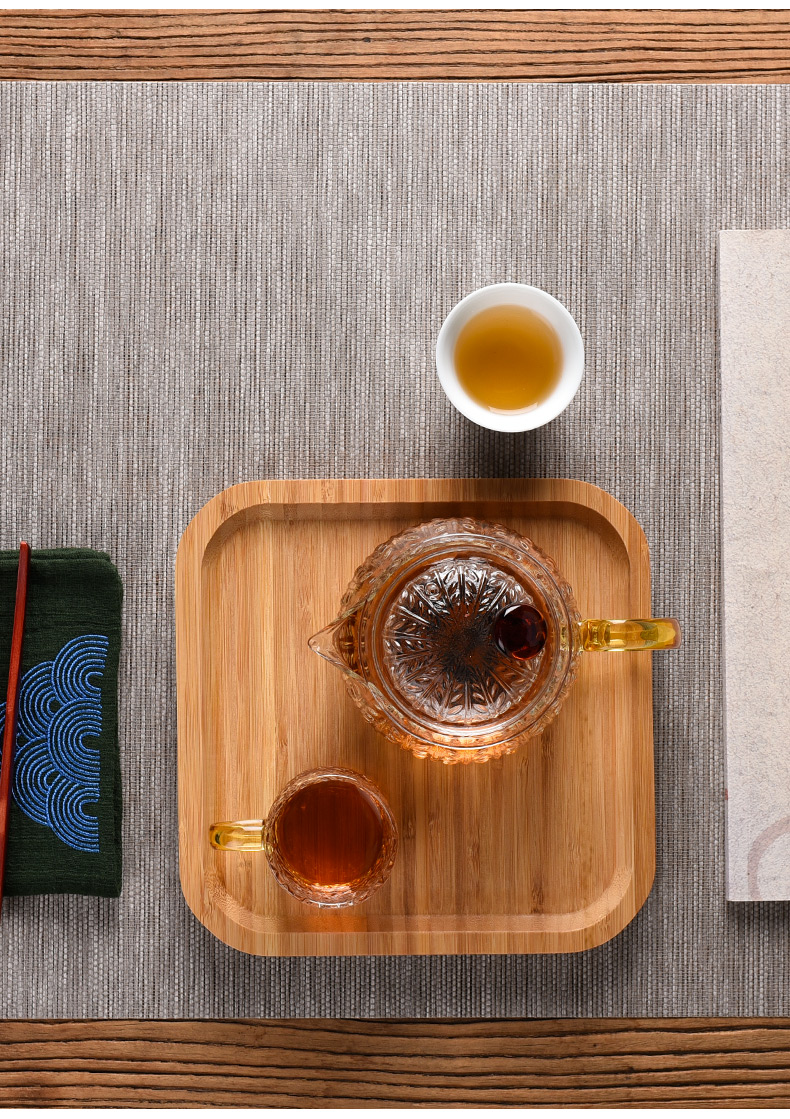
top-left (0, 635), bottom-right (108, 852)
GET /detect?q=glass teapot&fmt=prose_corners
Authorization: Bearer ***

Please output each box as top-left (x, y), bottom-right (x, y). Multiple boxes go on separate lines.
top-left (309, 518), bottom-right (680, 764)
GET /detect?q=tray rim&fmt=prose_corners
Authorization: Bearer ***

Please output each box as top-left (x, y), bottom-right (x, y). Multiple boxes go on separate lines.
top-left (176, 477), bottom-right (655, 957)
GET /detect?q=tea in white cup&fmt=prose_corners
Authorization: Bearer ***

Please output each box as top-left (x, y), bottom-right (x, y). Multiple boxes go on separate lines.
top-left (435, 283), bottom-right (584, 432)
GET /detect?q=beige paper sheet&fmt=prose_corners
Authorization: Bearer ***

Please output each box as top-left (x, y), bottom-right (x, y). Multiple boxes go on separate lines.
top-left (721, 230), bottom-right (790, 900)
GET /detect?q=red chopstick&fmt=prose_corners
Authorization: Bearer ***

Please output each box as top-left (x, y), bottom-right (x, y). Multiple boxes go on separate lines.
top-left (0, 543), bottom-right (30, 913)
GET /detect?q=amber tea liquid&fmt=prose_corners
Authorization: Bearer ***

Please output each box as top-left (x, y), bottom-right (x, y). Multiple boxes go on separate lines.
top-left (273, 778), bottom-right (385, 888)
top-left (454, 304), bottom-right (563, 412)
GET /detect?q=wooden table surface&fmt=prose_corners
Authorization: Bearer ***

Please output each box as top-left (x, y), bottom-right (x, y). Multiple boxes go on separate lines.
top-left (1, 8), bottom-right (790, 81)
top-left (1, 7), bottom-right (787, 1108)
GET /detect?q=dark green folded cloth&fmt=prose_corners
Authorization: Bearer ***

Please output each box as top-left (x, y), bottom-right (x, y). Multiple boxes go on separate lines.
top-left (0, 549), bottom-right (122, 897)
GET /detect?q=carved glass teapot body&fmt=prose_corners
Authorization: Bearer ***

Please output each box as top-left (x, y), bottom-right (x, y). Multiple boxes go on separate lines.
top-left (310, 518), bottom-right (680, 764)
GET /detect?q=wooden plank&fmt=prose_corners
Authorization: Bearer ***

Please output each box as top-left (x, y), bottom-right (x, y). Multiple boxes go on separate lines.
top-left (2, 1018), bottom-right (790, 1106)
top-left (176, 479), bottom-right (655, 956)
top-left (1, 10), bottom-right (790, 82)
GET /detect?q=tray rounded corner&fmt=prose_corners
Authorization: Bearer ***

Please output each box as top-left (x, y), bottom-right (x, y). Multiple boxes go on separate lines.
top-left (176, 480), bottom-right (276, 572)
top-left (178, 848), bottom-right (238, 952)
top-left (582, 857), bottom-right (657, 954)
top-left (573, 480), bottom-right (650, 564)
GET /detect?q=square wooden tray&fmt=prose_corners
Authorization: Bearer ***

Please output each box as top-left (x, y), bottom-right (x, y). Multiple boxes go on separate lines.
top-left (176, 478), bottom-right (655, 956)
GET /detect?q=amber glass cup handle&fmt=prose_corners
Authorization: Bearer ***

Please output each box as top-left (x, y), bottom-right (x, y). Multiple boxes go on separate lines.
top-left (579, 618), bottom-right (681, 652)
top-left (209, 819), bottom-right (265, 851)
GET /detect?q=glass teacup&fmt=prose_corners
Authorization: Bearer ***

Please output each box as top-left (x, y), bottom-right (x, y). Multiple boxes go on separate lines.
top-left (209, 768), bottom-right (398, 908)
top-left (309, 518), bottom-right (680, 764)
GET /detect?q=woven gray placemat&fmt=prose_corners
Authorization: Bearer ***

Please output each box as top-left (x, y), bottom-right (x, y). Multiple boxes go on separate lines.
top-left (0, 81), bottom-right (782, 1018)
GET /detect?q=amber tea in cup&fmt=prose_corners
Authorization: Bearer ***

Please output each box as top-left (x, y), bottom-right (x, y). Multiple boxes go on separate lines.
top-left (209, 768), bottom-right (398, 908)
top-left (454, 304), bottom-right (563, 412)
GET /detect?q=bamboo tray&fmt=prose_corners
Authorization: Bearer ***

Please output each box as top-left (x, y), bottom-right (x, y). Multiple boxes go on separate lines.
top-left (176, 478), bottom-right (655, 956)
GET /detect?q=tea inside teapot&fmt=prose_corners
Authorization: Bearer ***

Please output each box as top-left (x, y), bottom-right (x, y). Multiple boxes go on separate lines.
top-left (377, 552), bottom-right (550, 726)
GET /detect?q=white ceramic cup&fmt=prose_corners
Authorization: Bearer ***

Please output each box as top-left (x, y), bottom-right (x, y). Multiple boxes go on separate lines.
top-left (435, 283), bottom-right (584, 432)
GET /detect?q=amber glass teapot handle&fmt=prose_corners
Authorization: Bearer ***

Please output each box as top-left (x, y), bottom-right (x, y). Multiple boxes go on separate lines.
top-left (579, 618), bottom-right (681, 652)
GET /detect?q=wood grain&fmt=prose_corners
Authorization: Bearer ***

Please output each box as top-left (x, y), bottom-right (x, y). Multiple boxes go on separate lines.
top-left (176, 478), bottom-right (654, 956)
top-left (3, 1018), bottom-right (790, 1107)
top-left (2, 10), bottom-right (790, 83)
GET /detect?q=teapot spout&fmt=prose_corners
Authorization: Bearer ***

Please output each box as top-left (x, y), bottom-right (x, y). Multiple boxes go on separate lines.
top-left (308, 612), bottom-right (359, 677)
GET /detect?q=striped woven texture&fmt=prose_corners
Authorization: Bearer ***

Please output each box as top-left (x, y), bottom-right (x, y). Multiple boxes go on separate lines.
top-left (0, 82), bottom-right (783, 1017)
